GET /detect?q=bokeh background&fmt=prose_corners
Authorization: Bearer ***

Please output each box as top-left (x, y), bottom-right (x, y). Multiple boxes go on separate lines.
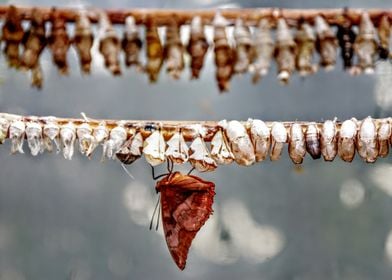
top-left (1, 0), bottom-right (392, 279)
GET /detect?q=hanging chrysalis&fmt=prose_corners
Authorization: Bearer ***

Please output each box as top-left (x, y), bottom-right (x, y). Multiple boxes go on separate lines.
top-left (25, 121), bottom-right (43, 156)
top-left (30, 62), bottom-right (43, 89)
top-left (9, 120), bottom-right (25, 154)
top-left (210, 128), bottom-right (234, 165)
top-left (250, 18), bottom-right (274, 83)
top-left (102, 123), bottom-right (127, 161)
top-left (288, 123), bottom-right (306, 164)
top-left (224, 120), bottom-right (255, 166)
top-left (116, 131), bottom-right (143, 165)
top-left (74, 10), bottom-right (94, 74)
top-left (76, 123), bottom-right (96, 156)
top-left (89, 122), bottom-right (109, 157)
top-left (270, 122), bottom-right (287, 161)
top-left (122, 16), bottom-right (143, 69)
top-left (378, 119), bottom-right (391, 157)
top-left (233, 18), bottom-right (253, 74)
top-left (60, 122), bottom-right (76, 160)
top-left (354, 12), bottom-right (378, 74)
top-left (320, 119), bottom-right (337, 161)
top-left (315, 15), bottom-right (338, 70)
top-left (98, 12), bottom-right (121, 75)
top-left (21, 8), bottom-right (46, 70)
top-left (145, 17), bottom-right (163, 83)
top-left (43, 118), bottom-right (60, 153)
top-left (2, 5), bottom-right (24, 68)
top-left (187, 16), bottom-right (209, 79)
top-left (189, 126), bottom-right (217, 172)
top-left (48, 8), bottom-right (70, 75)
top-left (305, 123), bottom-right (321, 159)
top-left (336, 19), bottom-right (356, 71)
top-left (143, 129), bottom-right (166, 166)
top-left (338, 118), bottom-right (357, 162)
top-left (165, 129), bottom-right (189, 164)
top-left (164, 18), bottom-right (184, 79)
top-left (213, 12), bottom-right (234, 92)
top-left (377, 15), bottom-right (391, 60)
top-left (295, 20), bottom-right (317, 76)
top-left (357, 116), bottom-right (378, 163)
top-left (248, 119), bottom-right (270, 162)
top-left (274, 18), bottom-right (296, 84)
top-left (0, 118), bottom-right (10, 144)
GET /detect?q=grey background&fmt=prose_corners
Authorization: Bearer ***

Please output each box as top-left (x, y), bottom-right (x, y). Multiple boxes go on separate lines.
top-left (1, 0), bottom-right (392, 279)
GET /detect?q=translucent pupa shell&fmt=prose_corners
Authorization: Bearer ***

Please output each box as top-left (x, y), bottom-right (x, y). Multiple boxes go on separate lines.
top-left (102, 124), bottom-right (127, 161)
top-left (122, 16), bottom-right (142, 68)
top-left (187, 16), bottom-right (209, 79)
top-left (315, 15), bottom-right (338, 70)
top-left (378, 119), bottom-right (391, 157)
top-left (74, 10), bottom-right (94, 74)
top-left (76, 123), bottom-right (96, 157)
top-left (98, 12), bottom-right (121, 75)
top-left (336, 21), bottom-right (356, 71)
top-left (274, 18), bottom-right (296, 84)
top-left (250, 18), bottom-right (274, 83)
top-left (288, 123), bottom-right (306, 164)
top-left (0, 118), bottom-right (10, 144)
top-left (145, 17), bottom-right (163, 83)
top-left (9, 120), bottom-right (25, 154)
top-left (354, 12), bottom-right (378, 74)
top-left (305, 123), bottom-right (321, 159)
top-left (165, 130), bottom-right (189, 164)
top-left (233, 18), bottom-right (253, 74)
top-left (357, 116), bottom-right (378, 163)
top-left (60, 122), bottom-right (76, 160)
top-left (2, 5), bottom-right (24, 68)
top-left (143, 129), bottom-right (166, 166)
top-left (270, 122), bottom-right (287, 161)
top-left (320, 119), bottom-right (337, 161)
top-left (248, 119), bottom-right (270, 162)
top-left (164, 18), bottom-right (185, 79)
top-left (25, 121), bottom-right (43, 156)
top-left (88, 122), bottom-right (109, 157)
top-left (43, 119), bottom-right (60, 153)
top-left (295, 21), bottom-right (317, 76)
top-left (213, 12), bottom-right (234, 92)
top-left (338, 118), bottom-right (357, 162)
top-left (48, 8), bottom-right (70, 75)
top-left (189, 135), bottom-right (217, 172)
top-left (377, 15), bottom-right (391, 59)
top-left (210, 128), bottom-right (234, 165)
top-left (116, 132), bottom-right (144, 165)
top-left (224, 120), bottom-right (255, 166)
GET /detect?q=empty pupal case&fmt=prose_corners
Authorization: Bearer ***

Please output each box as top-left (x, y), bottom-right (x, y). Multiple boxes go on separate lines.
top-left (165, 129), bottom-right (189, 164)
top-left (143, 128), bottom-right (166, 166)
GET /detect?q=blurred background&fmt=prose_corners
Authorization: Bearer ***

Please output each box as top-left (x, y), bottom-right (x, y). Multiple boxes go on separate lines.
top-left (1, 0), bottom-right (392, 279)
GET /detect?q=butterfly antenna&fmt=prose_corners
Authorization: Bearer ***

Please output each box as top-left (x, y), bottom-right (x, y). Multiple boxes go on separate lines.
top-left (167, 157), bottom-right (174, 174)
top-left (121, 163), bottom-right (135, 180)
top-left (187, 166), bottom-right (196, 175)
top-left (149, 195), bottom-right (160, 230)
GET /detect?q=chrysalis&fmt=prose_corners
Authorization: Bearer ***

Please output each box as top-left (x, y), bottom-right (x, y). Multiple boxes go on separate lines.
top-left (224, 120), bottom-right (255, 166)
top-left (25, 121), bottom-right (43, 156)
top-left (305, 123), bottom-right (321, 159)
top-left (143, 129), bottom-right (166, 166)
top-left (336, 20), bottom-right (356, 71)
top-left (357, 116), bottom-right (378, 163)
top-left (320, 119), bottom-right (337, 161)
top-left (315, 15), bottom-right (338, 70)
top-left (116, 131), bottom-right (143, 165)
top-left (288, 123), bottom-right (306, 164)
top-left (9, 120), bottom-right (25, 154)
top-left (102, 124), bottom-right (127, 161)
top-left (122, 16), bottom-right (143, 69)
top-left (164, 18), bottom-right (184, 79)
top-left (248, 119), bottom-right (270, 162)
top-left (31, 62), bottom-right (43, 89)
top-left (213, 13), bottom-right (234, 92)
top-left (377, 15), bottom-right (391, 60)
top-left (274, 18), bottom-right (296, 84)
top-left (2, 5), bottom-right (24, 68)
top-left (189, 129), bottom-right (217, 172)
top-left (338, 118), bottom-right (357, 162)
top-left (354, 12), bottom-right (378, 74)
top-left (74, 10), bottom-right (94, 74)
top-left (233, 18), bottom-right (253, 74)
top-left (76, 123), bottom-right (96, 157)
top-left (270, 122), bottom-right (287, 161)
top-left (145, 17), bottom-right (163, 83)
top-left (250, 18), bottom-right (274, 83)
top-left (98, 12), bottom-right (121, 75)
top-left (187, 16), bottom-right (209, 79)
top-left (378, 119), bottom-right (391, 157)
top-left (295, 20), bottom-right (317, 76)
top-left (210, 128), bottom-right (234, 165)
top-left (60, 122), bottom-right (76, 160)
top-left (48, 8), bottom-right (70, 75)
top-left (43, 119), bottom-right (60, 153)
top-left (0, 118), bottom-right (10, 144)
top-left (165, 130), bottom-right (189, 164)
top-left (89, 122), bottom-right (109, 157)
